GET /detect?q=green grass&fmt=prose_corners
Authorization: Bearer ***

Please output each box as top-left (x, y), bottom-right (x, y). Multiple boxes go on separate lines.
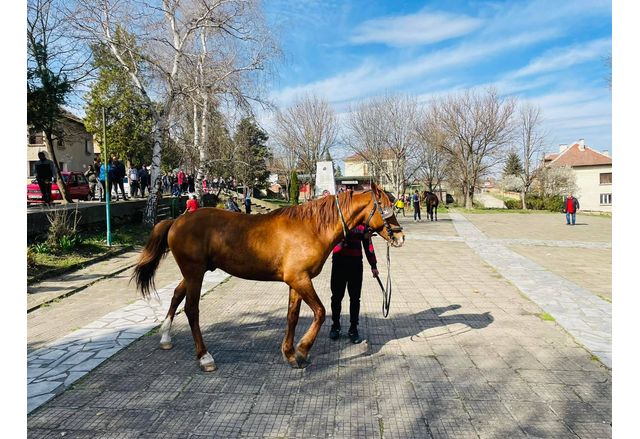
top-left (538, 312), bottom-right (556, 322)
top-left (261, 198), bottom-right (293, 208)
top-left (27, 223), bottom-right (150, 283)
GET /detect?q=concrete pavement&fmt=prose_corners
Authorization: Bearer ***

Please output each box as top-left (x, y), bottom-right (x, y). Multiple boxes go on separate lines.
top-left (27, 211), bottom-right (612, 438)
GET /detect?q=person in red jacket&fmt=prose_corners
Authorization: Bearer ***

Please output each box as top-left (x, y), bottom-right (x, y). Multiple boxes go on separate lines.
top-left (184, 194), bottom-right (199, 214)
top-left (329, 224), bottom-right (379, 344)
top-left (563, 192), bottom-right (580, 225)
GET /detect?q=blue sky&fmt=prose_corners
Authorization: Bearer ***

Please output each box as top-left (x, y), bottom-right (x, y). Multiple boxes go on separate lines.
top-left (263, 0), bottom-right (612, 156)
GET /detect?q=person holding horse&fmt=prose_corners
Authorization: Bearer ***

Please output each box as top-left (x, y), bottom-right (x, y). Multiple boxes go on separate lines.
top-left (329, 224), bottom-right (379, 344)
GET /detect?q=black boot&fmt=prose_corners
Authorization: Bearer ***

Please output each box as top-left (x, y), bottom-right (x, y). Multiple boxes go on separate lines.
top-left (348, 327), bottom-right (362, 344)
top-left (329, 324), bottom-right (341, 340)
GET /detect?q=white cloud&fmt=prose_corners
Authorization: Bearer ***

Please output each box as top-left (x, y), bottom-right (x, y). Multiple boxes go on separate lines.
top-left (511, 38), bottom-right (611, 78)
top-left (350, 11), bottom-right (482, 47)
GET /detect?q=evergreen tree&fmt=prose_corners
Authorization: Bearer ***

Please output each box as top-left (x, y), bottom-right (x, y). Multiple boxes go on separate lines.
top-left (233, 118), bottom-right (272, 190)
top-left (84, 29), bottom-right (154, 166)
top-left (503, 151), bottom-right (524, 176)
top-left (290, 171), bottom-right (299, 205)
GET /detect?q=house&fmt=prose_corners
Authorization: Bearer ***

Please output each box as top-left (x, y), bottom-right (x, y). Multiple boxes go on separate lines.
top-left (543, 139), bottom-right (612, 212)
top-left (27, 111), bottom-right (96, 178)
top-left (341, 151), bottom-right (395, 192)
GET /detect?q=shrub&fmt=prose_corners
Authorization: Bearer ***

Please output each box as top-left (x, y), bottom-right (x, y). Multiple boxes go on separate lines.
top-left (32, 242), bottom-right (51, 254)
top-left (504, 199), bottom-right (521, 209)
top-left (27, 247), bottom-right (38, 267)
top-left (525, 195), bottom-right (545, 210)
top-left (544, 195), bottom-right (564, 212)
top-left (45, 205), bottom-right (82, 252)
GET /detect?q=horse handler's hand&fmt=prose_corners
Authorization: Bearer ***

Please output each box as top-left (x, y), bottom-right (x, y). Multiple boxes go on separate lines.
top-left (371, 268), bottom-right (379, 277)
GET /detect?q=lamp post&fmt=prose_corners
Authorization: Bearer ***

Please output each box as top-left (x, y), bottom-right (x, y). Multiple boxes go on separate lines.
top-left (102, 107), bottom-right (112, 246)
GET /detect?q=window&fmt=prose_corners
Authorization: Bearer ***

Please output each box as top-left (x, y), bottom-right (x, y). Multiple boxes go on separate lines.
top-left (56, 136), bottom-right (65, 149)
top-left (29, 161), bottom-right (38, 177)
top-left (85, 138), bottom-right (93, 154)
top-left (600, 193), bottom-right (612, 205)
top-left (29, 130), bottom-right (43, 145)
top-left (59, 162), bottom-right (67, 172)
top-left (600, 172), bottom-right (612, 184)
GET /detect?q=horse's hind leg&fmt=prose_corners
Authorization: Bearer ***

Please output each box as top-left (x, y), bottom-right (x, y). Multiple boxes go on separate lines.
top-left (183, 272), bottom-right (216, 372)
top-left (281, 287), bottom-right (302, 368)
top-left (159, 279), bottom-right (187, 350)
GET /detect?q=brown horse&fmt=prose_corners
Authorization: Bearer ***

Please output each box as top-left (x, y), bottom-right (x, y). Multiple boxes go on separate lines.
top-left (422, 190), bottom-right (439, 221)
top-left (133, 183), bottom-right (404, 371)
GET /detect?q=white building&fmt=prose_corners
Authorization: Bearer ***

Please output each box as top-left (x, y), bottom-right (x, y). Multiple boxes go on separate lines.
top-left (543, 139), bottom-right (612, 212)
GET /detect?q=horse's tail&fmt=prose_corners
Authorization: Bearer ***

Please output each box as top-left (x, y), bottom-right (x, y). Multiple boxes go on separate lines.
top-left (133, 219), bottom-right (174, 298)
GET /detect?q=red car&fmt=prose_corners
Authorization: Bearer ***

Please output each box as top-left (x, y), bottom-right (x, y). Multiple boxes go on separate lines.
top-left (27, 171), bottom-right (92, 204)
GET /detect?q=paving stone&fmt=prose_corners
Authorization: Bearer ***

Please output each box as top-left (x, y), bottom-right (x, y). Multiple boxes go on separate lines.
top-left (429, 418), bottom-right (479, 439)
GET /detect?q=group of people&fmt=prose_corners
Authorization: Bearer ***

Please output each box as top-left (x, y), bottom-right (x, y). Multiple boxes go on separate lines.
top-left (83, 156), bottom-right (152, 202)
top-left (393, 191), bottom-right (423, 221)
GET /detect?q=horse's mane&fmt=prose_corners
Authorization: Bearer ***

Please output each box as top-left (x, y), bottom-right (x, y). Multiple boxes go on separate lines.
top-left (271, 192), bottom-right (355, 235)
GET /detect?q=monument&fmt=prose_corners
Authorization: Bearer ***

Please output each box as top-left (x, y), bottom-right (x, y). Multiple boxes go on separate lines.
top-left (314, 154), bottom-right (336, 197)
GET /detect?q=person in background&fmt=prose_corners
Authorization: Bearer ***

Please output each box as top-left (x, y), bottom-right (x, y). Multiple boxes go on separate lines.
top-left (128, 164), bottom-right (139, 198)
top-left (412, 190), bottom-right (421, 222)
top-left (138, 165), bottom-right (149, 197)
top-left (184, 194), bottom-right (199, 214)
top-left (226, 195), bottom-right (241, 212)
top-left (244, 191), bottom-right (252, 214)
top-left (329, 224), bottom-right (379, 344)
top-left (563, 192), bottom-right (580, 225)
top-left (84, 163), bottom-right (97, 200)
top-left (34, 151), bottom-right (56, 206)
top-left (394, 196), bottom-right (405, 217)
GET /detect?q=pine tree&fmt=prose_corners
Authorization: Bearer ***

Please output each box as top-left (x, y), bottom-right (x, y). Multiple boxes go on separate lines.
top-left (233, 118), bottom-right (272, 190)
top-left (503, 151), bottom-right (524, 177)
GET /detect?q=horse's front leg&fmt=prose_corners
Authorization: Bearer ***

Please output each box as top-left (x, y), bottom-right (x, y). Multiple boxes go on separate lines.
top-left (281, 287), bottom-right (302, 368)
top-left (183, 273), bottom-right (216, 372)
top-left (287, 279), bottom-right (325, 368)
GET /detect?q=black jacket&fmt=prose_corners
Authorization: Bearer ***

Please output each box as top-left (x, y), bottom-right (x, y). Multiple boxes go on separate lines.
top-left (563, 197), bottom-right (580, 213)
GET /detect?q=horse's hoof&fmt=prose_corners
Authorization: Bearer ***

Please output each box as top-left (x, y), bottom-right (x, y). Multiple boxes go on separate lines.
top-left (160, 342), bottom-right (173, 350)
top-left (200, 362), bottom-right (217, 372)
top-left (199, 352), bottom-right (217, 372)
top-left (292, 351), bottom-right (310, 369)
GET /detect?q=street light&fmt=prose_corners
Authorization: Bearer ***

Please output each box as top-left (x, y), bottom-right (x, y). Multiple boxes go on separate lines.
top-left (102, 107), bottom-right (112, 246)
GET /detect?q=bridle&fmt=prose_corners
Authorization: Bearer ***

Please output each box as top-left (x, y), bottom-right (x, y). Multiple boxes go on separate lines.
top-left (364, 191), bottom-right (403, 242)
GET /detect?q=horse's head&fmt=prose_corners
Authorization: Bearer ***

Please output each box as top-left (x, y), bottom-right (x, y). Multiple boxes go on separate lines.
top-left (364, 183), bottom-right (405, 247)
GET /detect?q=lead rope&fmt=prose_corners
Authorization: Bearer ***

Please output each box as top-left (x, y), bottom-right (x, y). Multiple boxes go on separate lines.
top-left (375, 242), bottom-right (392, 318)
top-left (335, 195), bottom-right (349, 240)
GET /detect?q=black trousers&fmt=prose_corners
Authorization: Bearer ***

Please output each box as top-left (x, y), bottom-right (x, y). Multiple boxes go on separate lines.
top-left (330, 257), bottom-right (363, 329)
top-left (37, 178), bottom-right (52, 204)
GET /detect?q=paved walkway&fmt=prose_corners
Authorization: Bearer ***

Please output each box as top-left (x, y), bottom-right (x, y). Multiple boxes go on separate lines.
top-left (27, 212), bottom-right (611, 438)
top-left (448, 212), bottom-right (611, 367)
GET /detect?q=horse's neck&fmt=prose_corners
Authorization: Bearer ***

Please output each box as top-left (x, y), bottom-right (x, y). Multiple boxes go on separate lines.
top-left (328, 193), bottom-right (370, 244)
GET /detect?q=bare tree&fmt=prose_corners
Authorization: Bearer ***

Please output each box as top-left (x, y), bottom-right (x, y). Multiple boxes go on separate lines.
top-left (345, 93), bottom-right (420, 196)
top-left (431, 87), bottom-right (516, 208)
top-left (414, 107), bottom-right (448, 196)
top-left (516, 103), bottom-right (547, 209)
top-left (71, 0), bottom-right (277, 225)
top-left (271, 95), bottom-right (339, 198)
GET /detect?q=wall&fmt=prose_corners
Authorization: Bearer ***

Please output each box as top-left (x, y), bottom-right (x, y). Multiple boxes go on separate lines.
top-left (573, 165), bottom-right (612, 212)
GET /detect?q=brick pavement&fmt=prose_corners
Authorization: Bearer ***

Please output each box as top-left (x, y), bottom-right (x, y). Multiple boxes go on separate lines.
top-left (27, 212), bottom-right (612, 438)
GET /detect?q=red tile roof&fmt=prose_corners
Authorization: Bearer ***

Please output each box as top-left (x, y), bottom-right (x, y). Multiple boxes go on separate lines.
top-left (547, 143), bottom-right (611, 167)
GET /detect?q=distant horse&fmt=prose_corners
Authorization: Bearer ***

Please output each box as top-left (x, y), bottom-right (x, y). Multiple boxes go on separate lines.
top-left (133, 183), bottom-right (405, 371)
top-left (422, 191), bottom-right (439, 221)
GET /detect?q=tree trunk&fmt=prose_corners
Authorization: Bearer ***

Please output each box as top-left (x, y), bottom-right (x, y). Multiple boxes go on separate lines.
top-left (465, 185), bottom-right (474, 209)
top-left (44, 132), bottom-right (73, 203)
top-left (143, 119), bottom-right (164, 227)
top-left (521, 190), bottom-right (527, 210)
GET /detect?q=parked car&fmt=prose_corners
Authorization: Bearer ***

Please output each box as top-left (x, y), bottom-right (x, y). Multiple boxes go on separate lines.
top-left (27, 171), bottom-right (92, 204)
